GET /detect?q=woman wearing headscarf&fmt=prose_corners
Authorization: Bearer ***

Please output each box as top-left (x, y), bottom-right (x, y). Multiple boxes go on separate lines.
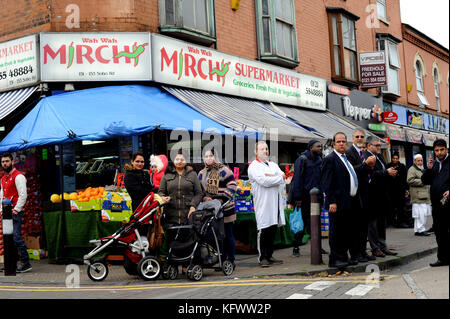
top-left (198, 149), bottom-right (237, 268)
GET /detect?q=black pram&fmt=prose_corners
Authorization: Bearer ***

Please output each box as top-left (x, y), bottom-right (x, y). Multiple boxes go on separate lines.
top-left (161, 196), bottom-right (234, 281)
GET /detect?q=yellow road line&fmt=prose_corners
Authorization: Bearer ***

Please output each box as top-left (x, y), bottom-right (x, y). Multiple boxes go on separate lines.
top-left (0, 276), bottom-right (396, 292)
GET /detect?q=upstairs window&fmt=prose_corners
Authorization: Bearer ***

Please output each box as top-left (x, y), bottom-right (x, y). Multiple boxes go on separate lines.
top-left (377, 0), bottom-right (387, 21)
top-left (256, 0), bottom-right (299, 68)
top-left (377, 37), bottom-right (401, 96)
top-left (415, 61), bottom-right (429, 107)
top-left (328, 9), bottom-right (360, 86)
top-left (159, 0), bottom-right (216, 45)
top-left (434, 68), bottom-right (441, 113)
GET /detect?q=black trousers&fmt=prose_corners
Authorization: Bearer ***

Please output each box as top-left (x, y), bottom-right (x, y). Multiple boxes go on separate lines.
top-left (257, 225), bottom-right (278, 262)
top-left (432, 203), bottom-right (449, 263)
top-left (329, 197), bottom-right (360, 264)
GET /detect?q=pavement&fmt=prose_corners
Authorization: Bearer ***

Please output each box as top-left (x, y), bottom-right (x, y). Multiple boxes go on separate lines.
top-left (0, 221), bottom-right (439, 286)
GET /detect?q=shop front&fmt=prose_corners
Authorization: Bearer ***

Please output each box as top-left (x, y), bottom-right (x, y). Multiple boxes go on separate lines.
top-left (326, 83), bottom-right (389, 158)
top-left (1, 32), bottom-right (372, 261)
top-left (382, 102), bottom-right (449, 167)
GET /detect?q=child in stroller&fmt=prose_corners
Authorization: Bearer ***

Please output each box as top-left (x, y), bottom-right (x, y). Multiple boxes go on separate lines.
top-left (84, 192), bottom-right (169, 282)
top-left (161, 194), bottom-right (235, 281)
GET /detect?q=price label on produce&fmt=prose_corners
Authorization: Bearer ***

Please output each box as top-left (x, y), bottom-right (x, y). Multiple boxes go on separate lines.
top-left (0, 34), bottom-right (40, 92)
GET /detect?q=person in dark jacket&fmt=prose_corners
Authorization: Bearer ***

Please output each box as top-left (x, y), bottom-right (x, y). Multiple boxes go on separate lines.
top-left (345, 129), bottom-right (377, 263)
top-left (124, 152), bottom-right (154, 236)
top-left (422, 139), bottom-right (449, 267)
top-left (386, 153), bottom-right (410, 228)
top-left (158, 152), bottom-right (204, 255)
top-left (291, 139), bottom-right (324, 257)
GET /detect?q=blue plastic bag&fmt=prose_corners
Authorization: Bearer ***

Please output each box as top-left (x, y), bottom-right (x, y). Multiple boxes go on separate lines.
top-left (289, 206), bottom-right (304, 235)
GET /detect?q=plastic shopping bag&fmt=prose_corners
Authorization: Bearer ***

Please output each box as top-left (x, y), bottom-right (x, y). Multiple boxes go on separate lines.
top-left (289, 206), bottom-right (304, 235)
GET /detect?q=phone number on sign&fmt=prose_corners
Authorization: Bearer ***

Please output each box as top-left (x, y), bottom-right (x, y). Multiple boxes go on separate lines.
top-left (0, 65), bottom-right (35, 80)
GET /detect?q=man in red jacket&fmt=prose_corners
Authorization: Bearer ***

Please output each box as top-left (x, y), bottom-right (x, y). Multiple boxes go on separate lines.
top-left (0, 153), bottom-right (31, 273)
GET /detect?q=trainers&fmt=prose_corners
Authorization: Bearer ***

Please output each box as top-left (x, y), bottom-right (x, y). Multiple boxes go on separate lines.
top-left (268, 257), bottom-right (283, 265)
top-left (259, 259), bottom-right (270, 267)
top-left (16, 263), bottom-right (32, 273)
top-left (292, 247), bottom-right (300, 257)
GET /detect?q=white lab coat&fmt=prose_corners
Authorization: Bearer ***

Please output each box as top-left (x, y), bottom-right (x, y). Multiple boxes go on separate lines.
top-left (248, 159), bottom-right (286, 230)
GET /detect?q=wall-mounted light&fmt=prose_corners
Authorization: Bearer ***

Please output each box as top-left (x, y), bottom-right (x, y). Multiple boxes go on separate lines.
top-left (407, 84), bottom-right (413, 92)
top-left (231, 0), bottom-right (241, 11)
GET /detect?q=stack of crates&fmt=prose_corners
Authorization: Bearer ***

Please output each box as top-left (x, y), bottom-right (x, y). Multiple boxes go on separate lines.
top-left (234, 189), bottom-right (254, 213)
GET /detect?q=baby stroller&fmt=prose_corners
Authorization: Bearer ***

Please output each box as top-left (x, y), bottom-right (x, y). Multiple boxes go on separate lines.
top-left (161, 195), bottom-right (235, 281)
top-left (84, 192), bottom-right (168, 282)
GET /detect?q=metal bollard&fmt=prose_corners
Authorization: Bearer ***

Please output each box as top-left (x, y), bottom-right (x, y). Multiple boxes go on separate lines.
top-left (2, 199), bottom-right (17, 276)
top-left (309, 188), bottom-right (322, 265)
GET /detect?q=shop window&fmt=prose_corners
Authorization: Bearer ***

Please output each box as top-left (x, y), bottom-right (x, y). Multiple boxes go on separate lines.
top-left (159, 0), bottom-right (216, 46)
top-left (377, 0), bottom-right (387, 21)
top-left (378, 37), bottom-right (401, 96)
top-left (415, 61), bottom-right (429, 107)
top-left (256, 0), bottom-right (299, 68)
top-left (327, 9), bottom-right (360, 86)
top-left (434, 68), bottom-right (441, 113)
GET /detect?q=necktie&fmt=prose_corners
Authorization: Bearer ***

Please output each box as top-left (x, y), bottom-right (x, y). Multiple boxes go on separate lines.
top-left (342, 154), bottom-right (358, 188)
top-left (360, 151), bottom-right (364, 160)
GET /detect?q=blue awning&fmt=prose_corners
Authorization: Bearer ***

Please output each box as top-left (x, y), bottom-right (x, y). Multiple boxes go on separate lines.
top-left (0, 86), bottom-right (38, 121)
top-left (0, 85), bottom-right (230, 153)
top-left (164, 86), bottom-right (323, 143)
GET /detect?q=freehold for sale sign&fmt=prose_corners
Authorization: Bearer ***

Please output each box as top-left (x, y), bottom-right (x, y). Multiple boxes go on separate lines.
top-left (40, 33), bottom-right (152, 82)
top-left (0, 34), bottom-right (39, 92)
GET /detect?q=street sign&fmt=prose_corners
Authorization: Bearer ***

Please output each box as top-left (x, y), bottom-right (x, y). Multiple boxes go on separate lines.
top-left (359, 51), bottom-right (387, 88)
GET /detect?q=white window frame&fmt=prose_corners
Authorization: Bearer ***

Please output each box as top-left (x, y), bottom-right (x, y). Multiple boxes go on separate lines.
top-left (434, 68), bottom-right (441, 113)
top-left (378, 38), bottom-right (401, 96)
top-left (377, 0), bottom-right (387, 21)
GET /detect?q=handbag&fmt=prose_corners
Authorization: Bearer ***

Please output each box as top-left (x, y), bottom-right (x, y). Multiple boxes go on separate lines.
top-left (148, 207), bottom-right (164, 250)
top-left (289, 206), bottom-right (304, 235)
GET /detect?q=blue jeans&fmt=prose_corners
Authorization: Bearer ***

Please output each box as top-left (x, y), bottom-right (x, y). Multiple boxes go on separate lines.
top-left (13, 211), bottom-right (30, 264)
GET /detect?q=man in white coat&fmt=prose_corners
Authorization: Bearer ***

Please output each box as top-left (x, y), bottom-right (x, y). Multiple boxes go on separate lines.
top-left (248, 141), bottom-right (286, 267)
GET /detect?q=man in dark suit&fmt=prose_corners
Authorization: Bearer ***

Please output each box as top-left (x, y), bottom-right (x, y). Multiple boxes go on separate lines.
top-left (321, 132), bottom-right (361, 269)
top-left (365, 136), bottom-right (398, 258)
top-left (422, 139), bottom-right (449, 267)
top-left (345, 129), bottom-right (377, 262)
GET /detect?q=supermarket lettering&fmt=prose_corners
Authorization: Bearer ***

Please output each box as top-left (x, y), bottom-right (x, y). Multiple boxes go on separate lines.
top-left (160, 46), bottom-right (300, 89)
top-left (43, 41), bottom-right (149, 68)
top-left (0, 40), bottom-right (34, 59)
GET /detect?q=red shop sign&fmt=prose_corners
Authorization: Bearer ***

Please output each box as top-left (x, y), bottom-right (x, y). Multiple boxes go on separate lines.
top-left (383, 112), bottom-right (398, 123)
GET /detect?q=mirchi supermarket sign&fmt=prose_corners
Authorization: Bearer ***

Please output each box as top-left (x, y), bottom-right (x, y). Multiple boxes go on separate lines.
top-left (40, 33), bottom-right (152, 81)
top-left (152, 34), bottom-right (326, 110)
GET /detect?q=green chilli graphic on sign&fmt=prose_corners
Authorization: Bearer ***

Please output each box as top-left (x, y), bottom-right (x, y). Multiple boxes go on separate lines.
top-left (115, 42), bottom-right (149, 67)
top-left (210, 59), bottom-right (231, 87)
top-left (67, 42), bottom-right (75, 69)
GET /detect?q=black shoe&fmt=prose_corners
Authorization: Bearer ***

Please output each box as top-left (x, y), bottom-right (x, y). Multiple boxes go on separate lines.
top-left (348, 259), bottom-right (358, 266)
top-left (430, 260), bottom-right (449, 267)
top-left (292, 247), bottom-right (300, 257)
top-left (320, 249), bottom-right (329, 255)
top-left (415, 232), bottom-right (431, 237)
top-left (268, 257), bottom-right (283, 265)
top-left (16, 263), bottom-right (32, 273)
top-left (329, 260), bottom-right (349, 269)
top-left (357, 255), bottom-right (369, 263)
top-left (365, 254), bottom-right (376, 261)
top-left (259, 259), bottom-right (270, 268)
top-left (426, 227), bottom-right (434, 233)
